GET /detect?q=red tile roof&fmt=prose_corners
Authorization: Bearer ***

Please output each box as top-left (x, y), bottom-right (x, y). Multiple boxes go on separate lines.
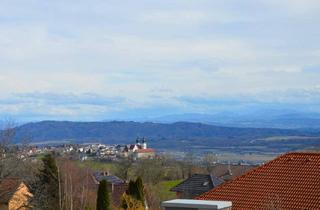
top-left (197, 152), bottom-right (320, 210)
top-left (136, 148), bottom-right (155, 153)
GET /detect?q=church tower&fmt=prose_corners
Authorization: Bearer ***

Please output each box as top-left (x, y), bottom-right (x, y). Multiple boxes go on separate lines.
top-left (142, 137), bottom-right (147, 149)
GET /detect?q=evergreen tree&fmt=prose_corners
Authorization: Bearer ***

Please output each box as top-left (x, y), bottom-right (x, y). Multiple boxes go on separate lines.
top-left (96, 180), bottom-right (110, 210)
top-left (135, 177), bottom-right (145, 202)
top-left (38, 154), bottom-right (59, 210)
top-left (127, 180), bottom-right (137, 198)
top-left (40, 154), bottom-right (58, 183)
top-left (125, 177), bottom-right (145, 209)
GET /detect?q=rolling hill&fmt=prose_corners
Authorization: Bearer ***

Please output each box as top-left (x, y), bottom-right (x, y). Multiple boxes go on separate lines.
top-left (11, 121), bottom-right (320, 151)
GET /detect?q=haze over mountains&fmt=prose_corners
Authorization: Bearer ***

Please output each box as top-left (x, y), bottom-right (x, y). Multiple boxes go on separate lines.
top-left (104, 108), bottom-right (320, 129)
top-left (148, 111), bottom-right (320, 129)
top-left (13, 120), bottom-right (300, 143)
top-left (6, 108), bottom-right (320, 153)
top-left (12, 120), bottom-right (320, 154)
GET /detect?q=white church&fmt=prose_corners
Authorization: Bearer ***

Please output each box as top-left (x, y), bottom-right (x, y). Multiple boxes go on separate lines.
top-left (124, 137), bottom-right (155, 159)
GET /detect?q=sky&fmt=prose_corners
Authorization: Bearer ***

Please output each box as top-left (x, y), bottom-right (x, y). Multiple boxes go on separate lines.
top-left (0, 0), bottom-right (319, 122)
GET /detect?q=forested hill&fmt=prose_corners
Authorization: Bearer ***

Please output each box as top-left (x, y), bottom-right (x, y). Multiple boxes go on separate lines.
top-left (12, 121), bottom-right (318, 146)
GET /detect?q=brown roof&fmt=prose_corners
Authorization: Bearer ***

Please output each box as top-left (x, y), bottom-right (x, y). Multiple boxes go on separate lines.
top-left (136, 148), bottom-right (155, 153)
top-left (0, 178), bottom-right (23, 204)
top-left (197, 152), bottom-right (320, 210)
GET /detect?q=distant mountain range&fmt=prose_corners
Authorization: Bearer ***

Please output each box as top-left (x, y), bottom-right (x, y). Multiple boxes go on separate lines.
top-left (148, 111), bottom-right (320, 129)
top-left (12, 120), bottom-right (299, 142)
top-left (11, 121), bottom-right (320, 153)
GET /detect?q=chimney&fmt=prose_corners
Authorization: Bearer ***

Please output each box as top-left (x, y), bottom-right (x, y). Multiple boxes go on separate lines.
top-left (161, 199), bottom-right (232, 210)
top-left (227, 162), bottom-right (232, 176)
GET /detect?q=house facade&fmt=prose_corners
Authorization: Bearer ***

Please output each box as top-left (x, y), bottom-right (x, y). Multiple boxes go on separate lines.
top-left (0, 178), bottom-right (32, 210)
top-left (133, 148), bottom-right (156, 159)
top-left (92, 171), bottom-right (128, 208)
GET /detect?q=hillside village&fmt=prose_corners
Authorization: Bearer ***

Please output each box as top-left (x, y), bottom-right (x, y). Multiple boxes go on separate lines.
top-left (19, 137), bottom-right (156, 162)
top-left (77, 138), bottom-right (156, 161)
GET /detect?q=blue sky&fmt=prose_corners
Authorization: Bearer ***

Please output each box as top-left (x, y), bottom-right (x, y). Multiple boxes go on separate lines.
top-left (0, 0), bottom-right (319, 121)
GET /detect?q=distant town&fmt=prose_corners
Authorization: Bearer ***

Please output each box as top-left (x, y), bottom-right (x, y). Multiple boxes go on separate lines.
top-left (16, 137), bottom-right (156, 162)
top-left (12, 137), bottom-right (275, 167)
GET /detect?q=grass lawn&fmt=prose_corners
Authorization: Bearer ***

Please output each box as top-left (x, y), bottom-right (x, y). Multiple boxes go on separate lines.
top-left (156, 179), bottom-right (182, 201)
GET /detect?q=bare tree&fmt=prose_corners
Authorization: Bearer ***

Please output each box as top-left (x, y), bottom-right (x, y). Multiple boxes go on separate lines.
top-left (0, 120), bottom-right (42, 210)
top-left (57, 157), bottom-right (97, 210)
top-left (183, 152), bottom-right (196, 178)
top-left (201, 153), bottom-right (218, 174)
top-left (134, 158), bottom-right (165, 185)
top-left (114, 158), bottom-right (134, 181)
top-left (0, 120), bottom-right (22, 179)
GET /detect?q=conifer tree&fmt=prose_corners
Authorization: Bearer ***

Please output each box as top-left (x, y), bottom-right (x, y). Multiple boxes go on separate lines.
top-left (96, 180), bottom-right (110, 210)
top-left (135, 177), bottom-right (145, 202)
top-left (127, 180), bottom-right (137, 198)
top-left (125, 177), bottom-right (146, 209)
top-left (39, 154), bottom-right (59, 210)
top-left (127, 177), bottom-right (145, 202)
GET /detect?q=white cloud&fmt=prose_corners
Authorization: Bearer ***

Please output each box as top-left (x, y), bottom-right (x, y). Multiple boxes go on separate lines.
top-left (262, 0), bottom-right (320, 15)
top-left (138, 10), bottom-right (238, 25)
top-left (0, 0), bottom-right (319, 120)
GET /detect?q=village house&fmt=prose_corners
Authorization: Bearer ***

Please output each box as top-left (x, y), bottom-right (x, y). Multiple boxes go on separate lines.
top-left (133, 148), bottom-right (156, 159)
top-left (92, 171), bottom-right (128, 208)
top-left (0, 178), bottom-right (33, 210)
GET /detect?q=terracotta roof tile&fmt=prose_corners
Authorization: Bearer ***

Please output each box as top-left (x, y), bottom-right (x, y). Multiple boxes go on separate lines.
top-left (197, 152), bottom-right (320, 210)
top-left (136, 148), bottom-right (155, 153)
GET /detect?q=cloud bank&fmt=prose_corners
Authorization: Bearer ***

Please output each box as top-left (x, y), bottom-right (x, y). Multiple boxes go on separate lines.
top-left (0, 0), bottom-right (319, 121)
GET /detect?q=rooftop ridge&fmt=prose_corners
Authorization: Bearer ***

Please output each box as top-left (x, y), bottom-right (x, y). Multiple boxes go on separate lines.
top-left (170, 174), bottom-right (206, 192)
top-left (196, 152), bottom-right (320, 200)
top-left (170, 174), bottom-right (214, 194)
top-left (281, 151), bottom-right (320, 156)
